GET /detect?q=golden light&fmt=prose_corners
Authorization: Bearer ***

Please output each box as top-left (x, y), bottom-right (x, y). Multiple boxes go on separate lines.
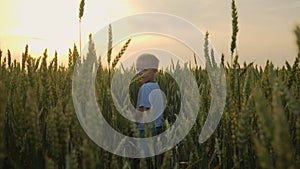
top-left (0, 0), bottom-right (132, 64)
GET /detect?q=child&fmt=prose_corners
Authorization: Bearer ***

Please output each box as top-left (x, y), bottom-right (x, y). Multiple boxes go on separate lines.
top-left (131, 53), bottom-right (164, 169)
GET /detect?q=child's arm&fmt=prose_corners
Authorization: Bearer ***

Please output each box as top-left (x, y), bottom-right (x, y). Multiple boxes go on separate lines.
top-left (135, 106), bottom-right (150, 121)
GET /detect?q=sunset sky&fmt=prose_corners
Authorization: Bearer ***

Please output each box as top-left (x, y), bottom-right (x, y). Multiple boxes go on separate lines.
top-left (0, 0), bottom-right (299, 66)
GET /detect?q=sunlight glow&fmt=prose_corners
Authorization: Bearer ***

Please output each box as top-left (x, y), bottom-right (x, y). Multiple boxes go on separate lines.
top-left (0, 0), bottom-right (299, 66)
top-left (0, 0), bottom-right (132, 64)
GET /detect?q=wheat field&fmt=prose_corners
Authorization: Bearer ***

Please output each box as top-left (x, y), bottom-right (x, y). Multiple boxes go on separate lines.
top-left (0, 1), bottom-right (300, 168)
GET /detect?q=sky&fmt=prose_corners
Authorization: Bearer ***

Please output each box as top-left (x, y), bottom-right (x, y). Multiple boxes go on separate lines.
top-left (0, 0), bottom-right (299, 67)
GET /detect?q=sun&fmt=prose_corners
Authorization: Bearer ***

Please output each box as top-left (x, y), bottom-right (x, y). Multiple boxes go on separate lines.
top-left (0, 0), bottom-right (132, 64)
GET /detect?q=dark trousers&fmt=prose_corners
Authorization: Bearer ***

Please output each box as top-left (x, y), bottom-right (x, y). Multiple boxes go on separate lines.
top-left (130, 127), bottom-right (164, 169)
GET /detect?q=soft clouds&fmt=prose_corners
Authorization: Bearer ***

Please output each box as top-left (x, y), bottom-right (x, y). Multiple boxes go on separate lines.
top-left (127, 0), bottom-right (300, 66)
top-left (0, 0), bottom-right (299, 66)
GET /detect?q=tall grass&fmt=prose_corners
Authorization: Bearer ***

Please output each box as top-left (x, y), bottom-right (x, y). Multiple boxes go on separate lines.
top-left (0, 32), bottom-right (299, 168)
top-left (0, 2), bottom-right (300, 169)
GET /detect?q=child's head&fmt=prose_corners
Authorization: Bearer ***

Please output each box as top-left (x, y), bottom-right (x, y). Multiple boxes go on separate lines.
top-left (136, 53), bottom-right (159, 83)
